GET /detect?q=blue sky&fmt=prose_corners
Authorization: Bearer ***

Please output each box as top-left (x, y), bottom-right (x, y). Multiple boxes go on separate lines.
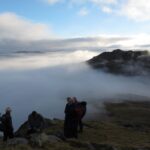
top-left (0, 0), bottom-right (150, 38)
top-left (0, 0), bottom-right (150, 52)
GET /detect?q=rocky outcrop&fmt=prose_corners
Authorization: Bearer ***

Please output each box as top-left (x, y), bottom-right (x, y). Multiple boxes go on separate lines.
top-left (7, 138), bottom-right (28, 146)
top-left (15, 118), bottom-right (53, 137)
top-left (88, 49), bottom-right (150, 76)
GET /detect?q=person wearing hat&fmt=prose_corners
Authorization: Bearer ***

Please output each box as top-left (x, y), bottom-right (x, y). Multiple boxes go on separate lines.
top-left (1, 107), bottom-right (14, 141)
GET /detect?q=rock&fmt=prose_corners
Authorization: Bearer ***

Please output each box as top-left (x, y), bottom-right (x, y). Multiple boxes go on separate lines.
top-left (30, 133), bottom-right (49, 147)
top-left (53, 131), bottom-right (66, 141)
top-left (88, 49), bottom-right (150, 76)
top-left (7, 137), bottom-right (28, 146)
top-left (47, 135), bottom-right (62, 142)
top-left (30, 133), bottom-right (62, 147)
top-left (15, 118), bottom-right (53, 137)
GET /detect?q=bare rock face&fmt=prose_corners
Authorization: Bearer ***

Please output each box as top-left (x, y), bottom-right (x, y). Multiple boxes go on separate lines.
top-left (88, 49), bottom-right (150, 76)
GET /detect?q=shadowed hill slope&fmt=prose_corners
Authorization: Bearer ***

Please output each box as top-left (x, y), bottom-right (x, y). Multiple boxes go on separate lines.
top-left (88, 49), bottom-right (150, 76)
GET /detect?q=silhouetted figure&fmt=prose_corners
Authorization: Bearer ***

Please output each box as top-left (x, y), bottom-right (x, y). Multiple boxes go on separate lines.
top-left (0, 107), bottom-right (14, 141)
top-left (72, 97), bottom-right (78, 103)
top-left (64, 97), bottom-right (78, 138)
top-left (28, 111), bottom-right (45, 134)
top-left (77, 101), bottom-right (87, 132)
top-left (64, 97), bottom-right (72, 138)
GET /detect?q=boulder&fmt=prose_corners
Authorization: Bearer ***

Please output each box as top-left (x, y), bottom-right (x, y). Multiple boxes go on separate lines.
top-left (7, 137), bottom-right (28, 146)
top-left (30, 133), bottom-right (48, 147)
top-left (15, 118), bottom-right (53, 137)
top-left (47, 135), bottom-right (62, 142)
top-left (30, 133), bottom-right (62, 147)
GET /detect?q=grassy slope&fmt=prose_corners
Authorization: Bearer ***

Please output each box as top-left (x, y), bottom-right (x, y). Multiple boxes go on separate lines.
top-left (0, 101), bottom-right (150, 150)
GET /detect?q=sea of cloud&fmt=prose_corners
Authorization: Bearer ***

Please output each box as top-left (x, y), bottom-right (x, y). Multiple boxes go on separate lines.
top-left (0, 11), bottom-right (150, 130)
top-left (0, 50), bottom-right (150, 130)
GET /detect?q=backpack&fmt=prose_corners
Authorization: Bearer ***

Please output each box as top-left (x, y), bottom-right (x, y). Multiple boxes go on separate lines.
top-left (75, 104), bottom-right (84, 119)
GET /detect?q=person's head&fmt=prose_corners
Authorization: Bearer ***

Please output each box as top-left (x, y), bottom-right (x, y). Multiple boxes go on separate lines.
top-left (31, 111), bottom-right (37, 116)
top-left (5, 107), bottom-right (12, 114)
top-left (67, 97), bottom-right (72, 104)
top-left (72, 97), bottom-right (78, 103)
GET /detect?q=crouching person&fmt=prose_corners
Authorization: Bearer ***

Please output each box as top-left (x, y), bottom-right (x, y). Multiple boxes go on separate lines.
top-left (0, 107), bottom-right (14, 142)
top-left (27, 111), bottom-right (45, 134)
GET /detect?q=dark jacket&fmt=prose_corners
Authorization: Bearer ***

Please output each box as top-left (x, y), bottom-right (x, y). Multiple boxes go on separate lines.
top-left (28, 112), bottom-right (45, 130)
top-left (1, 112), bottom-right (13, 131)
top-left (75, 102), bottom-right (87, 119)
top-left (65, 103), bottom-right (77, 119)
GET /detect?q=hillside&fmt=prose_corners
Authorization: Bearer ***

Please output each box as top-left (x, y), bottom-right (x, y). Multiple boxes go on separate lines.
top-left (88, 49), bottom-right (150, 76)
top-left (0, 101), bottom-right (150, 150)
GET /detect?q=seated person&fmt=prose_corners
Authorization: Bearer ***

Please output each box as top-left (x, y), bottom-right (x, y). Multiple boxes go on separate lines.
top-left (27, 111), bottom-right (45, 134)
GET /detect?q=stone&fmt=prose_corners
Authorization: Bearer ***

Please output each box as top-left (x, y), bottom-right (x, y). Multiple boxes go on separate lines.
top-left (47, 135), bottom-right (62, 142)
top-left (30, 133), bottom-right (62, 147)
top-left (7, 138), bottom-right (28, 146)
top-left (30, 133), bottom-right (48, 147)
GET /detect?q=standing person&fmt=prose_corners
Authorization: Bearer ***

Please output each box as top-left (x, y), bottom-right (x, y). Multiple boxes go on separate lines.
top-left (72, 97), bottom-right (78, 104)
top-left (64, 97), bottom-right (73, 138)
top-left (71, 97), bottom-right (79, 138)
top-left (64, 97), bottom-right (79, 138)
top-left (1, 107), bottom-right (14, 141)
top-left (78, 101), bottom-right (87, 133)
top-left (27, 111), bottom-right (45, 134)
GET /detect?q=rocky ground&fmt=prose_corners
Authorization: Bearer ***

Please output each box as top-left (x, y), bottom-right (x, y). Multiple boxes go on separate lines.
top-left (0, 100), bottom-right (150, 150)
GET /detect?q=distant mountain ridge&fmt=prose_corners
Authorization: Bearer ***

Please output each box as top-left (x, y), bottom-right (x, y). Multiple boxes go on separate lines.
top-left (88, 49), bottom-right (150, 76)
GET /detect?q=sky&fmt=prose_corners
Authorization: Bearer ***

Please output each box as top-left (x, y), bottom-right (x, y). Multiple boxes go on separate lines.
top-left (0, 0), bottom-right (150, 52)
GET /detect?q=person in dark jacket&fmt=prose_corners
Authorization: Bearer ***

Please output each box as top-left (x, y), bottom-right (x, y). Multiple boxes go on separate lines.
top-left (71, 97), bottom-right (79, 137)
top-left (1, 107), bottom-right (14, 141)
top-left (72, 98), bottom-right (87, 133)
top-left (64, 97), bottom-right (74, 138)
top-left (78, 101), bottom-right (87, 132)
top-left (28, 111), bottom-right (45, 134)
top-left (64, 97), bottom-right (79, 138)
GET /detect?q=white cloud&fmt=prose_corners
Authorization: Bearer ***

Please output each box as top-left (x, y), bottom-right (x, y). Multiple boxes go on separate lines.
top-left (44, 0), bottom-right (150, 21)
top-left (90, 0), bottom-right (117, 5)
top-left (44, 0), bottom-right (63, 5)
top-left (90, 0), bottom-right (150, 21)
top-left (78, 7), bottom-right (89, 16)
top-left (0, 12), bottom-right (53, 41)
top-left (120, 0), bottom-right (150, 21)
top-left (0, 36), bottom-right (133, 54)
top-left (101, 6), bottom-right (112, 13)
top-left (0, 50), bottom-right (98, 70)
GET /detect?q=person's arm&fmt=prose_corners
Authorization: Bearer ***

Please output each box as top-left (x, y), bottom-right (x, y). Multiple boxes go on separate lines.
top-left (64, 104), bottom-right (68, 114)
